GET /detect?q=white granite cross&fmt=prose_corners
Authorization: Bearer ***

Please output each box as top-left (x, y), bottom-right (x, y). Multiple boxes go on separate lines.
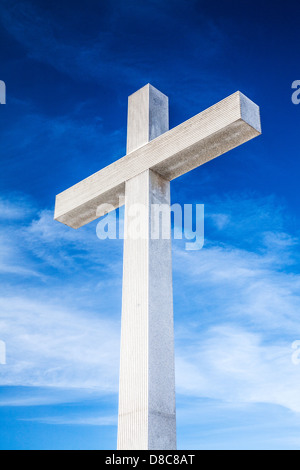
top-left (54, 84), bottom-right (261, 450)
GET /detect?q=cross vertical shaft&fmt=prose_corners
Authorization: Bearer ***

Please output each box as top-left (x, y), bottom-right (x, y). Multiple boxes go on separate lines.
top-left (117, 85), bottom-right (176, 450)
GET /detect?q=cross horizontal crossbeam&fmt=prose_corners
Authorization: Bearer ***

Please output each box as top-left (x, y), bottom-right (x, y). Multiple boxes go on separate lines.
top-left (54, 91), bottom-right (261, 229)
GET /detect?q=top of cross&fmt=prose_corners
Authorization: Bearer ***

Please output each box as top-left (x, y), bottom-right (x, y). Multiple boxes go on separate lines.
top-left (54, 84), bottom-right (261, 229)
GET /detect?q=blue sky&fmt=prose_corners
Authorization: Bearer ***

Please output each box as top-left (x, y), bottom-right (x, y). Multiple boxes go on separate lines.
top-left (0, 0), bottom-right (300, 450)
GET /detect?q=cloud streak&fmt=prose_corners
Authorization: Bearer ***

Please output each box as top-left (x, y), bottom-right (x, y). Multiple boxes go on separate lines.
top-left (0, 191), bottom-right (300, 420)
top-left (0, 0), bottom-right (231, 112)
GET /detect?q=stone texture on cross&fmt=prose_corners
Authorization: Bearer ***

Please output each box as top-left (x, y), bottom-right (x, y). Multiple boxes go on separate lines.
top-left (54, 84), bottom-right (261, 450)
top-left (118, 85), bottom-right (176, 450)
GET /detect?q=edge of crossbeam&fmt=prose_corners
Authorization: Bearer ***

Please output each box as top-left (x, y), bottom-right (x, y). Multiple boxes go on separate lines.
top-left (54, 91), bottom-right (261, 229)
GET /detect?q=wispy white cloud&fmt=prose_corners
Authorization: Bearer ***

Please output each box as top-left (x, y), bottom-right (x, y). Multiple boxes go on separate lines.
top-left (0, 196), bottom-right (121, 395)
top-left (170, 194), bottom-right (300, 415)
top-left (176, 398), bottom-right (300, 450)
top-left (176, 325), bottom-right (300, 413)
top-left (0, 196), bottom-right (42, 277)
top-left (0, 104), bottom-right (125, 184)
top-left (22, 414), bottom-right (117, 426)
top-left (0, 0), bottom-right (231, 111)
top-left (173, 241), bottom-right (300, 332)
top-left (0, 295), bottom-right (120, 392)
top-left (0, 194), bottom-right (35, 221)
top-left (0, 386), bottom-right (101, 407)
top-left (0, 191), bottom-right (299, 419)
